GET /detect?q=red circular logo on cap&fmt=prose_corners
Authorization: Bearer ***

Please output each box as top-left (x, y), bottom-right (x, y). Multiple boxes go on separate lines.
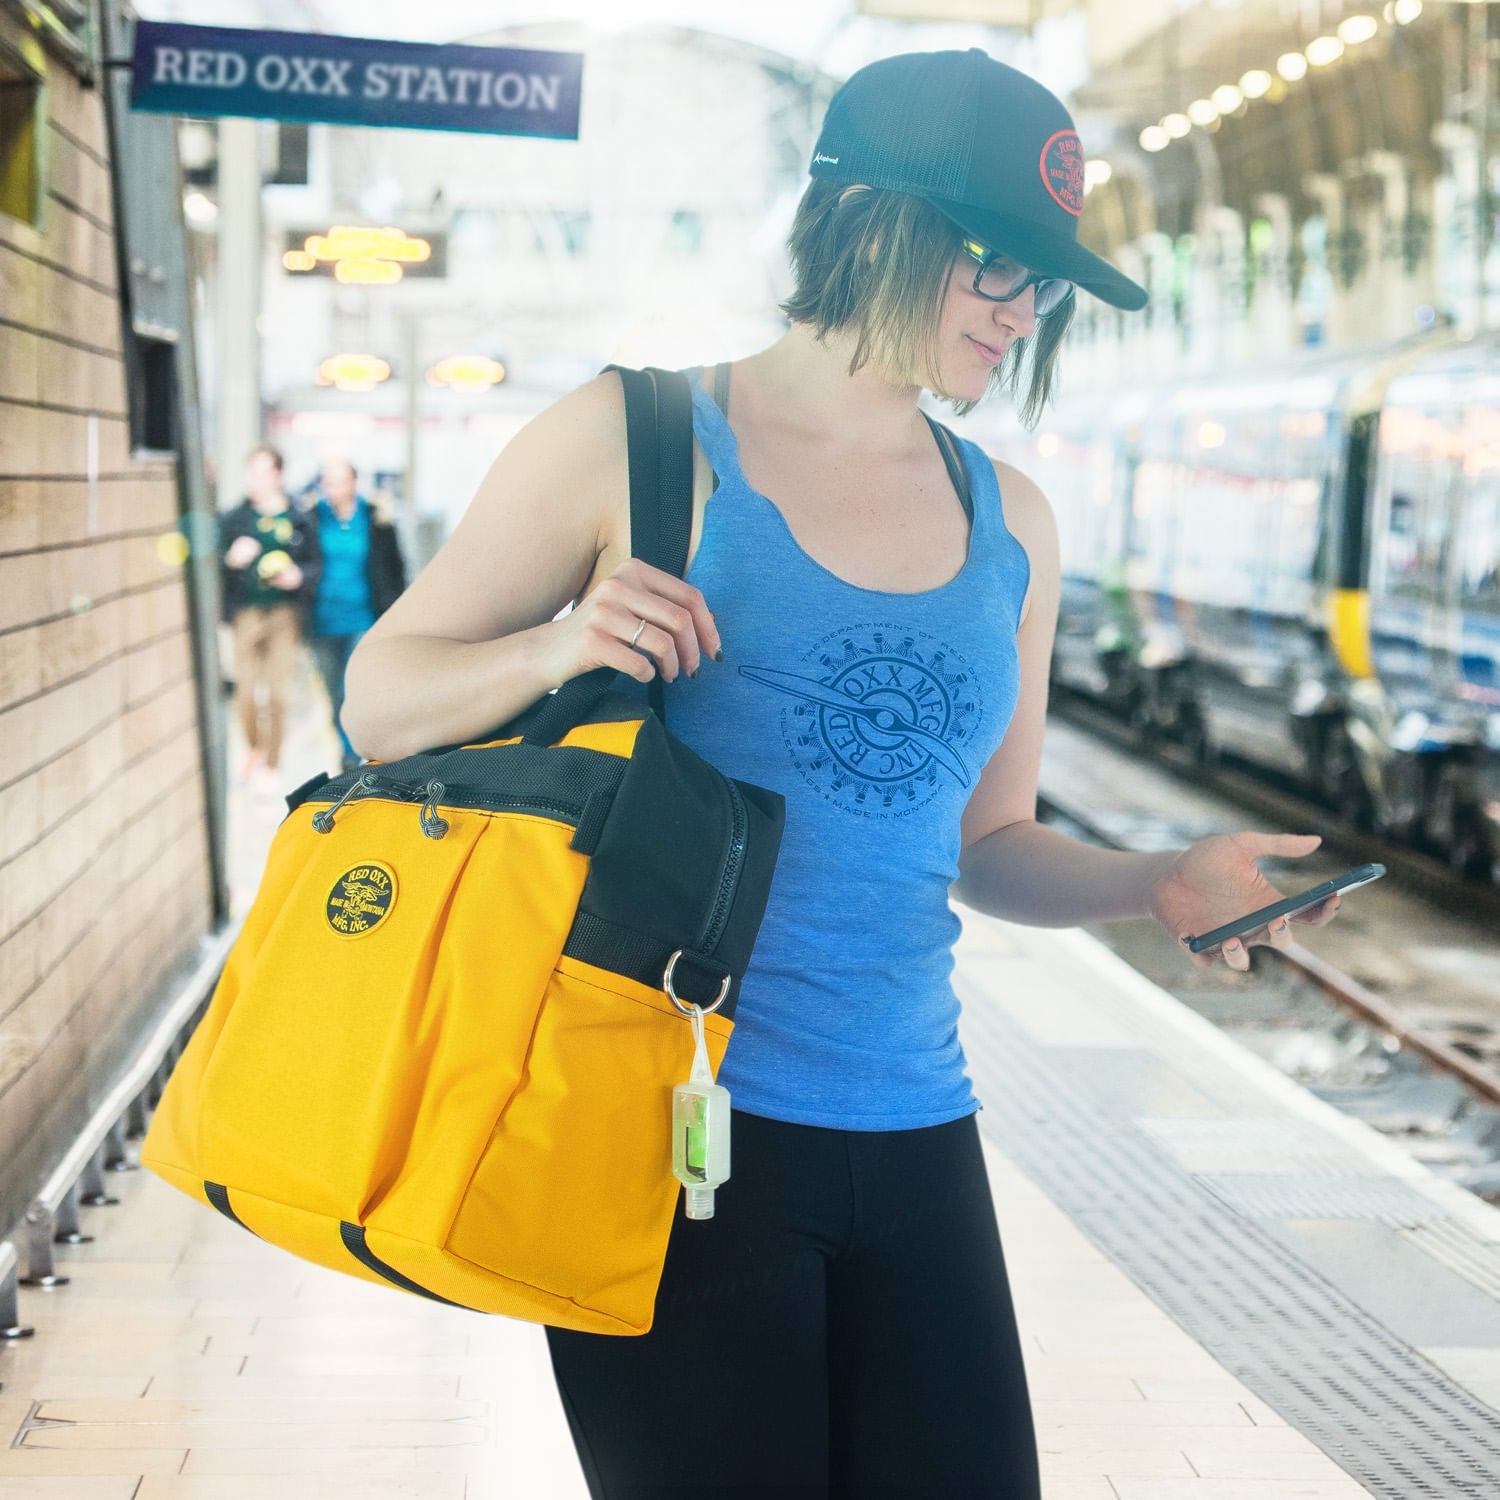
top-left (1039, 129), bottom-right (1085, 216)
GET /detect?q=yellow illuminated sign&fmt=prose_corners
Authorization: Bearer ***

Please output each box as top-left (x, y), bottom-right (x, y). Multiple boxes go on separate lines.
top-left (283, 225), bottom-right (434, 286)
top-left (335, 258), bottom-right (403, 285)
top-left (304, 225), bottom-right (431, 263)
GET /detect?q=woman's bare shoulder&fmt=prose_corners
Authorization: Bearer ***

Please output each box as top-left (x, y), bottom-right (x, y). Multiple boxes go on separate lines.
top-left (989, 458), bottom-right (1057, 556)
top-left (497, 369), bottom-right (629, 478)
top-left (988, 456), bottom-right (1059, 628)
top-left (363, 371), bottom-right (629, 648)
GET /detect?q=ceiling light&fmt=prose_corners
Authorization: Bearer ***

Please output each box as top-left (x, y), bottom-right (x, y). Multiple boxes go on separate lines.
top-left (427, 356), bottom-right (507, 393)
top-left (1239, 69), bottom-right (1274, 99)
top-left (1392, 0), bottom-right (1421, 23)
top-left (317, 354), bottom-right (392, 393)
top-left (1187, 99), bottom-right (1219, 126)
top-left (1162, 113), bottom-right (1192, 139)
top-left (1306, 35), bottom-right (1346, 66)
top-left (1084, 159), bottom-right (1113, 187)
top-left (1210, 84), bottom-right (1244, 114)
top-left (1338, 15), bottom-right (1379, 44)
top-left (183, 191), bottom-right (217, 227)
top-left (1139, 125), bottom-right (1170, 152)
top-left (1277, 51), bottom-right (1309, 81)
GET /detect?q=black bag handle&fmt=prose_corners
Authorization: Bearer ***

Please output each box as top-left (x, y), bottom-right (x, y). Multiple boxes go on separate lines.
top-left (518, 366), bottom-right (695, 745)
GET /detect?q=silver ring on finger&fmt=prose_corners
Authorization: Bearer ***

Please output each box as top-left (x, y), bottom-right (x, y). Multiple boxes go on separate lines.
top-left (630, 618), bottom-right (647, 649)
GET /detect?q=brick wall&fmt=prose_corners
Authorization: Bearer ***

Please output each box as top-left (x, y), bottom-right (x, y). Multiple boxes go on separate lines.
top-left (0, 23), bottom-right (214, 1232)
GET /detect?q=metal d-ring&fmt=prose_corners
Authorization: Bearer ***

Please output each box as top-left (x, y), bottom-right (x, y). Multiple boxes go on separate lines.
top-left (663, 949), bottom-right (730, 1017)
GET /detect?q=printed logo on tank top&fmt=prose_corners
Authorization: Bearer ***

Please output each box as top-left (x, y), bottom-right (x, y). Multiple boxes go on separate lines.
top-left (740, 624), bottom-right (984, 818)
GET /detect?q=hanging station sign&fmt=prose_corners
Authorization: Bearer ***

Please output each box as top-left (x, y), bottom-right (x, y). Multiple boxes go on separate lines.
top-left (129, 21), bottom-right (583, 140)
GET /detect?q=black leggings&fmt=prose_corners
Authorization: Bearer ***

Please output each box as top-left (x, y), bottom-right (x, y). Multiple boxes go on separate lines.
top-left (545, 1109), bottom-right (1041, 1498)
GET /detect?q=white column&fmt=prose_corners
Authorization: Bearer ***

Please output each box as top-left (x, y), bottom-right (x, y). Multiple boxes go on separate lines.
top-left (214, 118), bottom-right (262, 514)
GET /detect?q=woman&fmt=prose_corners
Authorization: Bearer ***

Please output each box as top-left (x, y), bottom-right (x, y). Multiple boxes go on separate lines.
top-left (344, 49), bottom-right (1341, 1499)
top-left (220, 443), bottom-right (319, 792)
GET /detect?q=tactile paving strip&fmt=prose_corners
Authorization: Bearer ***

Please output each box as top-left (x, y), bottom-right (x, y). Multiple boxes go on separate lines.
top-left (961, 992), bottom-right (1500, 1499)
top-left (1197, 1173), bottom-right (1451, 1222)
top-left (1136, 1116), bottom-right (1382, 1175)
top-left (1402, 1221), bottom-right (1500, 1304)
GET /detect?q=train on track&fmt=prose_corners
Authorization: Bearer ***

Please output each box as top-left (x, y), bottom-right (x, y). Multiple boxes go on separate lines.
top-left (967, 330), bottom-right (1500, 883)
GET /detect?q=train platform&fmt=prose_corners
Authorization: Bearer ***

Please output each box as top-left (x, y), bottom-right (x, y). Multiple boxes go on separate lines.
top-left (2, 684), bottom-right (1498, 1498)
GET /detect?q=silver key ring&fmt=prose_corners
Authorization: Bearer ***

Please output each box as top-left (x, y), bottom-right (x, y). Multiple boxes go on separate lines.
top-left (663, 949), bottom-right (730, 1016)
top-left (630, 618), bottom-right (647, 648)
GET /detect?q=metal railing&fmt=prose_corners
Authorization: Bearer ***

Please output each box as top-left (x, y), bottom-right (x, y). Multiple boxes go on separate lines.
top-left (0, 921), bottom-right (240, 1360)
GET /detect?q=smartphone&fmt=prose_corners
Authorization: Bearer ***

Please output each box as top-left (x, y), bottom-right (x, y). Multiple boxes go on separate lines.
top-left (1184, 863), bottom-right (1385, 954)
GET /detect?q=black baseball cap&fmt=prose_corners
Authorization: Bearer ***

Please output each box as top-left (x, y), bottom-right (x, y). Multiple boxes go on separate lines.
top-left (810, 49), bottom-right (1147, 312)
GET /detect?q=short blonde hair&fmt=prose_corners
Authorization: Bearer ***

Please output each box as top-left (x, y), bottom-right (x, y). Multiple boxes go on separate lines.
top-left (779, 179), bottom-right (1071, 428)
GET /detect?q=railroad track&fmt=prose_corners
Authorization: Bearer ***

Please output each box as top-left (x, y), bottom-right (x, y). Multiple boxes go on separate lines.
top-left (1036, 786), bottom-right (1500, 1110)
top-left (1050, 685), bottom-right (1500, 928)
top-left (1035, 696), bottom-right (1500, 1201)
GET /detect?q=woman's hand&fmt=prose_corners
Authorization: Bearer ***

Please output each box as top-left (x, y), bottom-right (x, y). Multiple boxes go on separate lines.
top-left (225, 535), bottom-right (261, 569)
top-left (268, 561), bottom-right (304, 590)
top-left (1148, 831), bottom-right (1342, 972)
top-left (540, 558), bottom-right (722, 687)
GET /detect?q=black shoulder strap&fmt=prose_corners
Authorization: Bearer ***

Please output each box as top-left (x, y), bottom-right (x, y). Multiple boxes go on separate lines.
top-left (518, 366), bottom-right (695, 745)
top-left (922, 413), bottom-right (974, 524)
top-left (606, 364), bottom-right (694, 725)
top-left (607, 365), bottom-right (694, 579)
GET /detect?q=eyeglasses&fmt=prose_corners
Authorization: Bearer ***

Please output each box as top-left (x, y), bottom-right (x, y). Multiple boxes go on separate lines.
top-left (958, 238), bottom-right (1075, 317)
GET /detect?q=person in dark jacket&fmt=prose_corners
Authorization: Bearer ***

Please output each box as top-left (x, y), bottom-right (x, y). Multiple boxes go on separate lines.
top-left (309, 457), bottom-right (407, 771)
top-left (219, 444), bottom-right (321, 789)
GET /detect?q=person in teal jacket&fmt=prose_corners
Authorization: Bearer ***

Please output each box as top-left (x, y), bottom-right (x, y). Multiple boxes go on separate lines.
top-left (308, 457), bottom-right (407, 772)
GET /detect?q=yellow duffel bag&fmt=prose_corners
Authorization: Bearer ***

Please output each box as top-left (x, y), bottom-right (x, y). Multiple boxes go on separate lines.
top-left (143, 696), bottom-right (784, 1334)
top-left (143, 368), bottom-right (786, 1335)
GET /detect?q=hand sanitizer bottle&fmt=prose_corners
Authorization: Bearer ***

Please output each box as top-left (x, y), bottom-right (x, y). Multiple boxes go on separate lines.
top-left (672, 1003), bottom-right (730, 1219)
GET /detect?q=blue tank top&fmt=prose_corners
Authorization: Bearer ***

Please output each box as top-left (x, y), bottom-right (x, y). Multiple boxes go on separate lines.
top-left (655, 376), bottom-right (1030, 1130)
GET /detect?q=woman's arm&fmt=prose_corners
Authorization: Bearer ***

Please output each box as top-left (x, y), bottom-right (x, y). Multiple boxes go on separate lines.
top-left (342, 372), bottom-right (720, 762)
top-left (953, 461), bottom-right (1176, 924)
top-left (957, 819), bottom-right (1179, 926)
top-left (952, 461), bottom-right (1335, 969)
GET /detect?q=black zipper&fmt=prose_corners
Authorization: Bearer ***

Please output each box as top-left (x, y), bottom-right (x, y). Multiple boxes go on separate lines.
top-left (698, 777), bottom-right (747, 956)
top-left (308, 776), bottom-right (586, 825)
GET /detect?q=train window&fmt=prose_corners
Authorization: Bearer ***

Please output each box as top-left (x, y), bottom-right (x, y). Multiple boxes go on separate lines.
top-left (1143, 404), bottom-right (1322, 612)
top-left (1458, 469), bottom-right (1500, 610)
top-left (1375, 406), bottom-right (1462, 601)
top-left (0, 43), bottom-right (43, 229)
top-left (1456, 402), bottom-right (1500, 610)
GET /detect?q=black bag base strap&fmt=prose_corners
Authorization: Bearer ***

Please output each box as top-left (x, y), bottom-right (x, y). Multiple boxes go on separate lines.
top-left (563, 910), bottom-right (738, 1018)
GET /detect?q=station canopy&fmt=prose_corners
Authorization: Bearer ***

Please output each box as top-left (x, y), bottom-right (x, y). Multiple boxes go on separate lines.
top-left (133, 0), bottom-right (1084, 78)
